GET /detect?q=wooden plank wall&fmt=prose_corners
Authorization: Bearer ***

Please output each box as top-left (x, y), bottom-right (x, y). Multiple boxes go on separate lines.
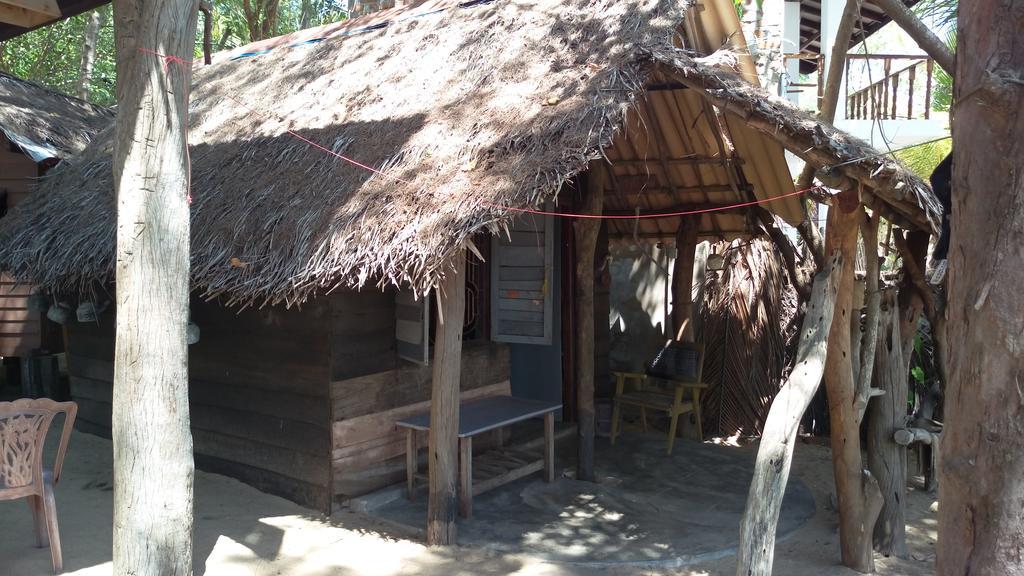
top-left (65, 297), bottom-right (335, 513)
top-left (330, 336), bottom-right (511, 500)
top-left (0, 142), bottom-right (43, 357)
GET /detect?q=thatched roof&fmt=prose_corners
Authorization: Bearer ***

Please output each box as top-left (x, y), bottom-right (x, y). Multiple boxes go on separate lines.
top-left (0, 72), bottom-right (113, 162)
top-left (0, 0), bottom-right (940, 307)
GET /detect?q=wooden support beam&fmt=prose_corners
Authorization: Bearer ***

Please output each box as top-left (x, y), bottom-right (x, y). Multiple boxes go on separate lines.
top-left (602, 203), bottom-right (752, 217)
top-left (574, 167), bottom-right (604, 483)
top-left (426, 250), bottom-right (466, 546)
top-left (0, 1), bottom-right (52, 27)
top-left (0, 0), bottom-right (59, 15)
top-left (823, 188), bottom-right (883, 573)
top-left (867, 289), bottom-right (909, 558)
top-left (612, 157), bottom-right (744, 167)
top-left (671, 216), bottom-right (698, 342)
top-left (736, 250), bottom-right (845, 576)
top-left (603, 184), bottom-right (752, 198)
top-left (854, 211), bottom-right (883, 423)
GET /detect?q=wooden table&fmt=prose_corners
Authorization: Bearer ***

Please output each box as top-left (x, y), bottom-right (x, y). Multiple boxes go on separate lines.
top-left (396, 395), bottom-right (561, 518)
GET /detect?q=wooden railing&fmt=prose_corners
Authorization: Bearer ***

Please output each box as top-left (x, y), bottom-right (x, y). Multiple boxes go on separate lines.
top-left (781, 53), bottom-right (824, 109)
top-left (845, 54), bottom-right (935, 120)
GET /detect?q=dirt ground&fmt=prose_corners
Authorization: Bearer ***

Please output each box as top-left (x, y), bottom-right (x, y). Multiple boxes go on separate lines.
top-left (0, 431), bottom-right (937, 576)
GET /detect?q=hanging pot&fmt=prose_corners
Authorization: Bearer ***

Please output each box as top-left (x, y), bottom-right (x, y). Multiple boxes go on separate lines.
top-left (76, 302), bottom-right (99, 323)
top-left (27, 292), bottom-right (49, 313)
top-left (186, 322), bottom-right (200, 345)
top-left (706, 253), bottom-right (726, 271)
top-left (46, 304), bottom-right (69, 325)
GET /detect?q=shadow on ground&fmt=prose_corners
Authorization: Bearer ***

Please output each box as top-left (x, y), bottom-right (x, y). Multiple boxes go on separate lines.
top-left (372, 433), bottom-right (815, 566)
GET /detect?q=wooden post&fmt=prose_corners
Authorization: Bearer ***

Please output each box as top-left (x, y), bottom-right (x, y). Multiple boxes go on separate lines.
top-left (924, 59), bottom-right (933, 119)
top-left (824, 188), bottom-right (883, 573)
top-left (907, 64), bottom-right (916, 118)
top-left (574, 167), bottom-right (605, 482)
top-left (854, 212), bottom-right (883, 422)
top-left (882, 59), bottom-right (891, 119)
top-left (736, 251), bottom-right (845, 576)
top-left (458, 437), bottom-right (472, 519)
top-left (891, 74), bottom-right (900, 119)
top-left (426, 250), bottom-right (466, 546)
top-left (671, 216), bottom-right (699, 342)
top-left (543, 412), bottom-right (555, 483)
top-left (406, 429), bottom-right (417, 499)
top-left (867, 289), bottom-right (908, 558)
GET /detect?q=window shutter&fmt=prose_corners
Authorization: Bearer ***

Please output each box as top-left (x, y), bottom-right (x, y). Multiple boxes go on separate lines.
top-left (490, 213), bottom-right (554, 345)
top-left (395, 290), bottom-right (430, 365)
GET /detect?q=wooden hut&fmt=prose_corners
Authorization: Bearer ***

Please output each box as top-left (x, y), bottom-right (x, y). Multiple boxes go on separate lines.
top-left (0, 0), bottom-right (939, 520)
top-left (0, 72), bottom-right (112, 358)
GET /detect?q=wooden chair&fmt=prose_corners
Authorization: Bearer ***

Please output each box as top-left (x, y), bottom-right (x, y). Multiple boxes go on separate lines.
top-left (610, 341), bottom-right (707, 455)
top-left (1, 398), bottom-right (77, 574)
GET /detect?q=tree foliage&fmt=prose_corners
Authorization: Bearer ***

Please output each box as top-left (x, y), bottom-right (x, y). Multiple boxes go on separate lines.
top-left (0, 7), bottom-right (116, 104)
top-left (0, 0), bottom-right (349, 105)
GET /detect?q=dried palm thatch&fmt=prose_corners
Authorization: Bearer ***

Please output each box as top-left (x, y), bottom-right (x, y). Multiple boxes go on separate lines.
top-left (648, 47), bottom-right (943, 233)
top-left (699, 237), bottom-right (798, 437)
top-left (0, 72), bottom-right (113, 162)
top-left (0, 0), bottom-right (940, 308)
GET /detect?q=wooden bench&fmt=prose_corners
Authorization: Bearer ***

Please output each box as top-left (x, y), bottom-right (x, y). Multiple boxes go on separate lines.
top-left (396, 395), bottom-right (561, 518)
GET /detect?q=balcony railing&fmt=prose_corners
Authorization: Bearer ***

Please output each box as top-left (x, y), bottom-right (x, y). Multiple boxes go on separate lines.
top-left (845, 54), bottom-right (935, 120)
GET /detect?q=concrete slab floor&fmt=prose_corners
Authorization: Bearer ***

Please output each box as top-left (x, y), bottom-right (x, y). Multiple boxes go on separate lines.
top-left (372, 432), bottom-right (815, 567)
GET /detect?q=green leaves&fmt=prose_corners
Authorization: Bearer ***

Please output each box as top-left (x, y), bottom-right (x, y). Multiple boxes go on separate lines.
top-left (0, 0), bottom-right (350, 105)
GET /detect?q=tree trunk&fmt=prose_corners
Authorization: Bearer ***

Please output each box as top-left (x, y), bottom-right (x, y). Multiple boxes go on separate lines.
top-left (199, 1), bottom-right (213, 65)
top-left (937, 0), bottom-right (1024, 572)
top-left (867, 289), bottom-right (908, 558)
top-left (671, 216), bottom-right (698, 342)
top-left (299, 0), bottom-right (313, 29)
top-left (574, 168), bottom-right (604, 482)
top-left (854, 213), bottom-right (882, 421)
top-left (110, 0), bottom-right (198, 572)
top-left (736, 250), bottom-right (845, 576)
top-left (871, 0), bottom-right (956, 75)
top-left (76, 9), bottom-right (104, 99)
top-left (823, 188), bottom-right (883, 573)
top-left (896, 230), bottom-right (928, 364)
top-left (426, 250), bottom-right (466, 546)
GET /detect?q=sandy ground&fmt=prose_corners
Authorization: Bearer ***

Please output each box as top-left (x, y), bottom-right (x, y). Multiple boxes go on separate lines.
top-left (0, 431), bottom-right (937, 576)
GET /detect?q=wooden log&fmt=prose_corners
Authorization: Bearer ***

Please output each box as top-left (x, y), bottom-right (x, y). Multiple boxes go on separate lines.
top-left (574, 167), bottom-right (604, 482)
top-left (823, 188), bottom-right (882, 573)
top-left (672, 215), bottom-right (698, 342)
top-left (736, 250), bottom-right (846, 576)
top-left (426, 250), bottom-right (466, 546)
top-left (854, 212), bottom-right (883, 422)
top-left (867, 289), bottom-right (909, 558)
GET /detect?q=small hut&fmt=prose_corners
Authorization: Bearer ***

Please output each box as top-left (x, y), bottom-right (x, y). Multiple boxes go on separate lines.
top-left (0, 72), bottom-right (112, 358)
top-left (0, 0), bottom-right (939, 521)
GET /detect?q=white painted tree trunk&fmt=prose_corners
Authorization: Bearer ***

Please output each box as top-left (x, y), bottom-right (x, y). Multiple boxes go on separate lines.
top-left (110, 0), bottom-right (198, 573)
top-left (77, 9), bottom-right (104, 100)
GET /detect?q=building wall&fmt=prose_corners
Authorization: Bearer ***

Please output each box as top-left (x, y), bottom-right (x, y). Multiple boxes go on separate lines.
top-left (328, 286), bottom-right (511, 500)
top-left (0, 138), bottom-right (43, 357)
top-left (66, 297), bottom-right (335, 513)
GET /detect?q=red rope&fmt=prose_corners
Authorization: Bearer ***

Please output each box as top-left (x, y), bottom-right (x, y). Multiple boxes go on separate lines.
top-left (221, 94), bottom-right (413, 185)
top-left (480, 186), bottom-right (819, 220)
top-left (139, 48), bottom-right (194, 204)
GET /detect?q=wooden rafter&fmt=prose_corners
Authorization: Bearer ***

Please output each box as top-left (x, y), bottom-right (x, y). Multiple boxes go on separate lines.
top-left (0, 0), bottom-right (59, 27)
